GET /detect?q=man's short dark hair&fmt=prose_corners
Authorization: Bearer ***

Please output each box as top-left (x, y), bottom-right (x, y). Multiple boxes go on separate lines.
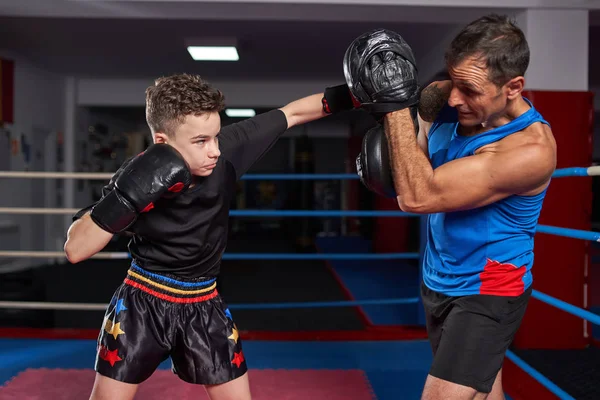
top-left (445, 14), bottom-right (530, 87)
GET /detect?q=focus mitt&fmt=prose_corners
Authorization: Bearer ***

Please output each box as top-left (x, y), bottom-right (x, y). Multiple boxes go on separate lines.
top-left (344, 28), bottom-right (419, 117)
top-left (356, 124), bottom-right (396, 198)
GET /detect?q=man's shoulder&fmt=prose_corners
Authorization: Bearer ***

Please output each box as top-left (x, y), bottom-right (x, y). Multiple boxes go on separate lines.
top-left (483, 122), bottom-right (556, 182)
top-left (480, 123), bottom-right (554, 157)
top-left (503, 121), bottom-right (554, 148)
top-left (523, 120), bottom-right (553, 136)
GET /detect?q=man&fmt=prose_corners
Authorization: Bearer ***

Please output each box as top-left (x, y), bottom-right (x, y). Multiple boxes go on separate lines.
top-left (349, 15), bottom-right (557, 399)
top-left (63, 73), bottom-right (354, 400)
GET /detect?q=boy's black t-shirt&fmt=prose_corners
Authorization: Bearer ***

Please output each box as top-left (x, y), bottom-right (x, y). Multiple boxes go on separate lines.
top-left (74, 109), bottom-right (288, 278)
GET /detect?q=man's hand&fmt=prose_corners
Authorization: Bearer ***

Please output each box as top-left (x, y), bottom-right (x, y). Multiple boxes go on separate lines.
top-left (343, 28), bottom-right (420, 118)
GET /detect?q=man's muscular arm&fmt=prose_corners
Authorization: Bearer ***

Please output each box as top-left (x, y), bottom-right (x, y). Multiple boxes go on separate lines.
top-left (417, 80), bottom-right (452, 123)
top-left (383, 110), bottom-right (555, 214)
top-left (415, 80), bottom-right (452, 156)
top-left (384, 109), bottom-right (433, 211)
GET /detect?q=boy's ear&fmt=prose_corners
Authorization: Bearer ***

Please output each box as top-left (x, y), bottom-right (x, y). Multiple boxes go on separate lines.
top-left (154, 132), bottom-right (168, 144)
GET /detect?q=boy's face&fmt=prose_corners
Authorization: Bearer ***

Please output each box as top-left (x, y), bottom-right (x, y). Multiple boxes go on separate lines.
top-left (154, 112), bottom-right (221, 177)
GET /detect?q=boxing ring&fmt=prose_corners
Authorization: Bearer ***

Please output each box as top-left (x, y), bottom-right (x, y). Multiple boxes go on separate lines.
top-left (0, 166), bottom-right (598, 399)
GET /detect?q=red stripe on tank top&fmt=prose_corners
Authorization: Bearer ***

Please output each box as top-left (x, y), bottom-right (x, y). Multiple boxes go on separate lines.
top-left (479, 259), bottom-right (526, 296)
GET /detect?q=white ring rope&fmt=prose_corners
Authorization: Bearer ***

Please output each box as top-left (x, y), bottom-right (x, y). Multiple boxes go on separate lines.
top-left (0, 301), bottom-right (107, 311)
top-left (0, 251), bottom-right (128, 259)
top-left (0, 166), bottom-right (599, 180)
top-left (587, 166), bottom-right (600, 176)
top-left (0, 207), bottom-right (79, 215)
top-left (0, 171), bottom-right (113, 179)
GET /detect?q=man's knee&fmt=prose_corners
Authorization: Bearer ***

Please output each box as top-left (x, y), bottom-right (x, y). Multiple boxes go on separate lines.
top-left (422, 374), bottom-right (490, 400)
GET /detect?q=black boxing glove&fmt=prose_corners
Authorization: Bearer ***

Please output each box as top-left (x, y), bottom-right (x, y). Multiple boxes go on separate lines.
top-left (356, 124), bottom-right (396, 198)
top-left (344, 28), bottom-right (420, 117)
top-left (90, 144), bottom-right (193, 234)
top-left (100, 157), bottom-right (135, 198)
top-left (321, 84), bottom-right (361, 114)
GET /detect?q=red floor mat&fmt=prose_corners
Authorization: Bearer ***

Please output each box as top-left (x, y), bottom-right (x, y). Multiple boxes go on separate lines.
top-left (0, 368), bottom-right (376, 399)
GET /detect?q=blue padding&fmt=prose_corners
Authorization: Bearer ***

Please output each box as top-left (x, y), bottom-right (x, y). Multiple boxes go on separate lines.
top-left (332, 261), bottom-right (420, 325)
top-left (316, 237), bottom-right (420, 325)
top-left (0, 339), bottom-right (93, 387)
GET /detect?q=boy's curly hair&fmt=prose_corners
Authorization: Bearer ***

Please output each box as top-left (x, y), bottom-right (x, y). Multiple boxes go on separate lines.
top-left (146, 73), bottom-right (225, 137)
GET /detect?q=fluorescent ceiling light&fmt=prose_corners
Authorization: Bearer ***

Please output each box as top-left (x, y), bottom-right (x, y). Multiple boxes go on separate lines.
top-left (225, 109), bottom-right (256, 118)
top-left (187, 46), bottom-right (239, 61)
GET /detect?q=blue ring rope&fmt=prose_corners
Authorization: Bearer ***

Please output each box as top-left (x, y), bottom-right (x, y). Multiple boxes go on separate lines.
top-left (228, 213), bottom-right (600, 244)
top-left (239, 168), bottom-right (594, 180)
top-left (532, 290), bottom-right (600, 325)
top-left (221, 253), bottom-right (420, 260)
top-left (228, 297), bottom-right (420, 309)
top-left (505, 350), bottom-right (575, 400)
top-left (551, 167), bottom-right (591, 178)
top-left (230, 210), bottom-right (416, 217)
top-left (241, 173), bottom-right (358, 180)
top-left (536, 225), bottom-right (600, 242)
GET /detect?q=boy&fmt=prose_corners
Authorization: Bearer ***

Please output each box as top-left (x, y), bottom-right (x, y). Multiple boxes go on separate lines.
top-left (64, 73), bottom-right (353, 400)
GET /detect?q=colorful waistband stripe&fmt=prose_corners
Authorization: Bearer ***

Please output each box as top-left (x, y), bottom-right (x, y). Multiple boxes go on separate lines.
top-left (125, 266), bottom-right (218, 303)
top-left (127, 270), bottom-right (217, 295)
top-left (124, 279), bottom-right (219, 303)
top-left (130, 263), bottom-right (217, 288)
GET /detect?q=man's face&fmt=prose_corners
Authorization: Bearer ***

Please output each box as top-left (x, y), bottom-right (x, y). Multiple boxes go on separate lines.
top-left (447, 57), bottom-right (508, 127)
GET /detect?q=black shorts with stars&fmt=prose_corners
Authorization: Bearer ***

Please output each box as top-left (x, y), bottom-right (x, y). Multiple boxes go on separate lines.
top-left (95, 263), bottom-right (247, 385)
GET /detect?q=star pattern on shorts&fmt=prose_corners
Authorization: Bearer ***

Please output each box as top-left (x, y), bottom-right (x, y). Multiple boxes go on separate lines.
top-left (228, 327), bottom-right (239, 344)
top-left (104, 318), bottom-right (126, 340)
top-left (231, 351), bottom-right (245, 368)
top-left (98, 344), bottom-right (123, 367)
top-left (225, 308), bottom-right (232, 320)
top-left (113, 299), bottom-right (127, 315)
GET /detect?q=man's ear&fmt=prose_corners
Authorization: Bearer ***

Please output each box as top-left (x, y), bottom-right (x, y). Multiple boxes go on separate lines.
top-left (154, 132), bottom-right (168, 144)
top-left (505, 76), bottom-right (525, 100)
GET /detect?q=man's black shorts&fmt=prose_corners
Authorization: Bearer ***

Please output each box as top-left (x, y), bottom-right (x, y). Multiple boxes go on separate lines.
top-left (95, 263), bottom-right (247, 385)
top-left (421, 281), bottom-right (531, 393)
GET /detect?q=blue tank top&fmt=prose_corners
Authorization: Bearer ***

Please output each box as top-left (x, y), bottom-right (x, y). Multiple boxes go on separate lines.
top-left (423, 98), bottom-right (550, 296)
